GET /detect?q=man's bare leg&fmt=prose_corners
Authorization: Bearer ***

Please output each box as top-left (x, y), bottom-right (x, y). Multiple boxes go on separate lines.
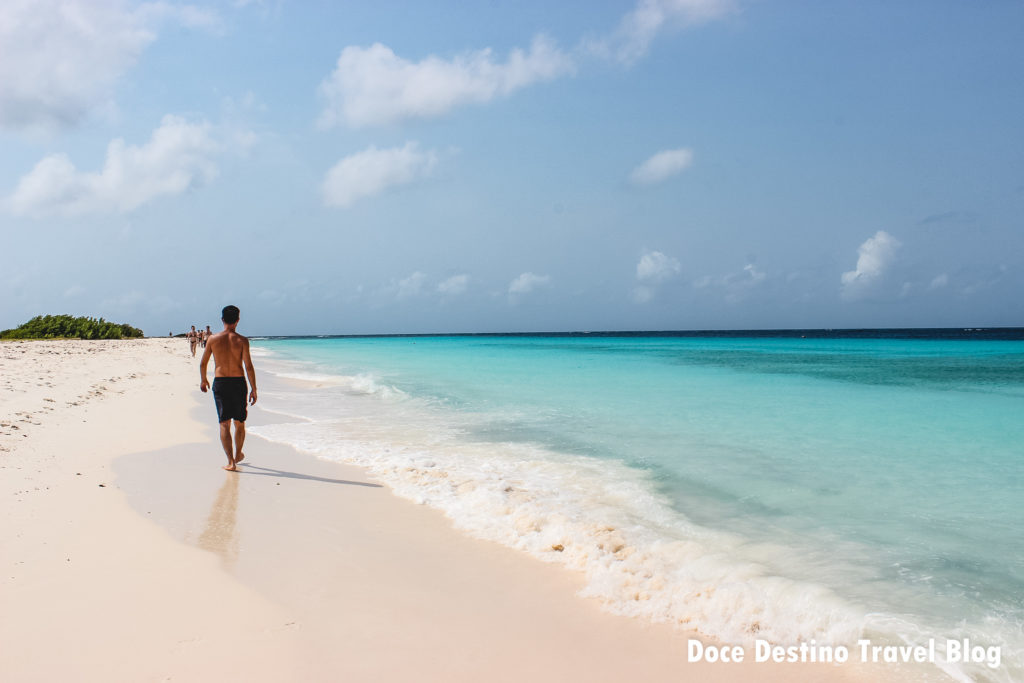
top-left (219, 420), bottom-right (236, 471)
top-left (233, 420), bottom-right (246, 464)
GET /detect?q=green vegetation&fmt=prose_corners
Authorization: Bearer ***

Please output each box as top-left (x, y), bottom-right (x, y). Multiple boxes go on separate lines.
top-left (0, 315), bottom-right (144, 340)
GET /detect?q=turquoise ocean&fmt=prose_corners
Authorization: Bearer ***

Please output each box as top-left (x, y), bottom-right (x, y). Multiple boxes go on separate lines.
top-left (248, 332), bottom-right (1023, 682)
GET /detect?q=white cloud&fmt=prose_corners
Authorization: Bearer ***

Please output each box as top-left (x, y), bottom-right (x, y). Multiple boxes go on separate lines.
top-left (396, 271), bottom-right (426, 299)
top-left (840, 230), bottom-right (901, 299)
top-left (437, 274), bottom-right (470, 296)
top-left (508, 272), bottom-right (551, 296)
top-left (322, 142), bottom-right (437, 208)
top-left (591, 0), bottom-right (736, 65)
top-left (633, 250), bottom-right (681, 303)
top-left (723, 264), bottom-right (767, 302)
top-left (929, 273), bottom-right (949, 290)
top-left (63, 284), bottom-right (86, 298)
top-left (8, 115), bottom-right (228, 216)
top-left (0, 0), bottom-right (219, 132)
top-left (318, 36), bottom-right (574, 128)
top-left (691, 262), bottom-right (767, 303)
top-left (741, 263), bottom-right (766, 285)
top-left (636, 250), bottom-right (681, 282)
top-left (630, 148), bottom-right (694, 185)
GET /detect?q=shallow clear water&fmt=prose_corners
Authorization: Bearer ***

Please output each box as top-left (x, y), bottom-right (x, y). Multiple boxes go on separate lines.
top-left (249, 334), bottom-right (1024, 682)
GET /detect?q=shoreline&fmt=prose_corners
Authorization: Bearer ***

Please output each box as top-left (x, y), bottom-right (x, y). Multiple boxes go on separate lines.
top-left (1, 338), bottom-right (897, 681)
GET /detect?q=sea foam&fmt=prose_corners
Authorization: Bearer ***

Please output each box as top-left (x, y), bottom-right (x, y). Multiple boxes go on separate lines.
top-left (250, 364), bottom-right (867, 647)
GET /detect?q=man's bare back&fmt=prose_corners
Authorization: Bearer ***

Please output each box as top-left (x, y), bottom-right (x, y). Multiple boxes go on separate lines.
top-left (206, 330), bottom-right (250, 378)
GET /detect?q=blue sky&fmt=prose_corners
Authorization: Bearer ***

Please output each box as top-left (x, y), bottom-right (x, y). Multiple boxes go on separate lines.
top-left (2, 0), bottom-right (1022, 335)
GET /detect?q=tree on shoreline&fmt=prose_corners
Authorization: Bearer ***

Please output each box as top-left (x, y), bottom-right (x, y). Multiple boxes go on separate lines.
top-left (0, 315), bottom-right (144, 340)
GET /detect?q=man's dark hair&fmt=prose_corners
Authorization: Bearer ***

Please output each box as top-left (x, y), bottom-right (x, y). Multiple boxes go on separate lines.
top-left (222, 305), bottom-right (240, 324)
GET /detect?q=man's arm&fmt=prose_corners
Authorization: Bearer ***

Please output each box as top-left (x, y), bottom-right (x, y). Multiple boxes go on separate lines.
top-left (199, 343), bottom-right (213, 392)
top-left (242, 338), bottom-right (258, 405)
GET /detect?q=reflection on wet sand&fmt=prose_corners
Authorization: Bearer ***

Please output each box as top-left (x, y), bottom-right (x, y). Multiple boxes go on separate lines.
top-left (198, 472), bottom-right (239, 568)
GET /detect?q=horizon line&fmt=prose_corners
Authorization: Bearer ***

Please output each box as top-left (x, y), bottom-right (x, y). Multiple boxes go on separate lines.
top-left (229, 326), bottom-right (1024, 341)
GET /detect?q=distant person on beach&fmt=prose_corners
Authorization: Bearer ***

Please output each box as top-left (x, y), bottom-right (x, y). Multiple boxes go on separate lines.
top-left (199, 305), bottom-right (258, 471)
top-left (202, 325), bottom-right (212, 348)
top-left (187, 326), bottom-right (199, 357)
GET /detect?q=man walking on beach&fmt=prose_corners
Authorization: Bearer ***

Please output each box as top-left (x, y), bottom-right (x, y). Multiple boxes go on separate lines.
top-left (200, 305), bottom-right (258, 471)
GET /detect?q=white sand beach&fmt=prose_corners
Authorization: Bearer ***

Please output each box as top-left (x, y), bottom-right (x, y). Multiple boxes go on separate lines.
top-left (0, 338), bottom-right (894, 682)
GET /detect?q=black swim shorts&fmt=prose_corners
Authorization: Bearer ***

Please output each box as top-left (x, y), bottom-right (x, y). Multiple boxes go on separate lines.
top-left (212, 377), bottom-right (248, 423)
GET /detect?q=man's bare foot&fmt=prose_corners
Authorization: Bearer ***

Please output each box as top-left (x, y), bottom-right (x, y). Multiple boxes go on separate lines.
top-left (234, 452), bottom-right (245, 464)
top-left (223, 463), bottom-right (237, 471)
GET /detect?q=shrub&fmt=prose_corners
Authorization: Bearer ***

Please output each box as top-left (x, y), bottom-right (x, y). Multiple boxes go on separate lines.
top-left (0, 315), bottom-right (145, 340)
